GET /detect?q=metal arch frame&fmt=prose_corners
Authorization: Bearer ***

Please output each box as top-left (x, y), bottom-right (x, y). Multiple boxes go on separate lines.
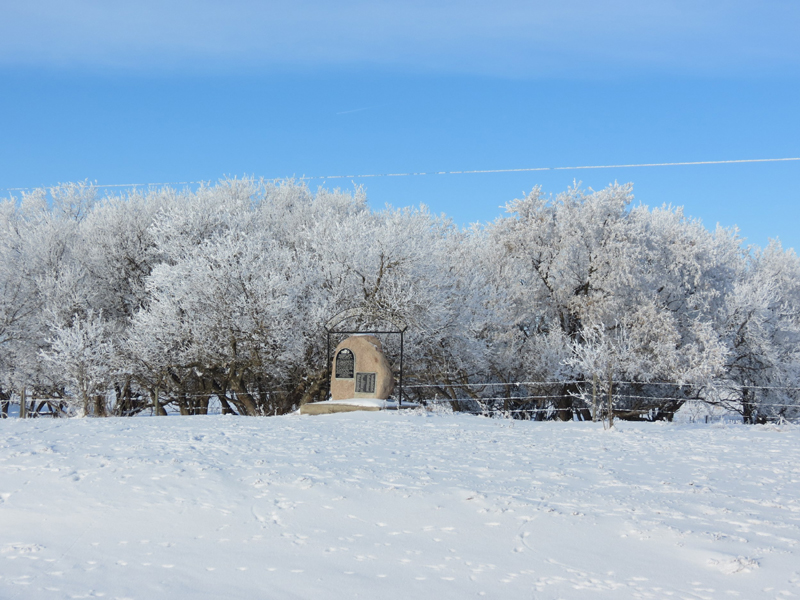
top-left (325, 310), bottom-right (408, 405)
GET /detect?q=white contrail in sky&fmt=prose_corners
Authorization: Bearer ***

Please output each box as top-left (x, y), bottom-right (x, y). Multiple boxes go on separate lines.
top-left (4, 157), bottom-right (798, 191)
top-left (306, 157), bottom-right (800, 180)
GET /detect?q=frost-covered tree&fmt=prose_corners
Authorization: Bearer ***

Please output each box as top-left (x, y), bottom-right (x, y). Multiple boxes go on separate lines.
top-left (714, 241), bottom-right (800, 422)
top-left (307, 202), bottom-right (491, 397)
top-left (0, 184), bottom-right (95, 408)
top-left (0, 198), bottom-right (35, 409)
top-left (41, 311), bottom-right (117, 416)
top-left (1, 178), bottom-right (796, 422)
top-left (486, 184), bottom-right (737, 420)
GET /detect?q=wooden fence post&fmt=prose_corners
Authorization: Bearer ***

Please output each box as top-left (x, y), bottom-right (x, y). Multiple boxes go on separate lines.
top-left (607, 367), bottom-right (614, 428)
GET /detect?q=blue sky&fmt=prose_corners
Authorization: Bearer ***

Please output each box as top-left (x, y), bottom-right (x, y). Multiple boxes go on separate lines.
top-left (1, 1), bottom-right (798, 249)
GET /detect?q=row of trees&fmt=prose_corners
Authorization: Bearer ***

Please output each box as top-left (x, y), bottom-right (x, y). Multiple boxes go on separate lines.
top-left (1, 179), bottom-right (798, 422)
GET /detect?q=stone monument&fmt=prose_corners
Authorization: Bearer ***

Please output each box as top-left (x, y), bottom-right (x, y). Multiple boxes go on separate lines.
top-left (330, 335), bottom-right (395, 401)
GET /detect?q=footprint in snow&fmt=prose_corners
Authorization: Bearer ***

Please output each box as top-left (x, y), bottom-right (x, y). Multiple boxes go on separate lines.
top-left (1, 543), bottom-right (44, 555)
top-left (708, 555), bottom-right (759, 574)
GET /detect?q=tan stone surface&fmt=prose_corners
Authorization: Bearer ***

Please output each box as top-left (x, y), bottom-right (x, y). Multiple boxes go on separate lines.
top-left (330, 335), bottom-right (395, 401)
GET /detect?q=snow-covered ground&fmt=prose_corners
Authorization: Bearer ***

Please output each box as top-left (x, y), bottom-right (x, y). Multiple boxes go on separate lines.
top-left (2, 412), bottom-right (799, 599)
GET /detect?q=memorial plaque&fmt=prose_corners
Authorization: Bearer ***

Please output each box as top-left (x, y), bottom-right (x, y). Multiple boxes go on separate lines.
top-left (355, 372), bottom-right (376, 394)
top-left (330, 335), bottom-right (394, 401)
top-left (335, 348), bottom-right (355, 379)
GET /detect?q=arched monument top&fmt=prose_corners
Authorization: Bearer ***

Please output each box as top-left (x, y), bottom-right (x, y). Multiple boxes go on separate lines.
top-left (325, 308), bottom-right (407, 332)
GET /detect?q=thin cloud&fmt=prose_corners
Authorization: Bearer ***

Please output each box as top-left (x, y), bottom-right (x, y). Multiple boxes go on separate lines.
top-left (0, 1), bottom-right (797, 76)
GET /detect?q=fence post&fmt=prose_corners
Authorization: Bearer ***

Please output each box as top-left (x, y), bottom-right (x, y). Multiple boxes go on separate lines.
top-left (399, 330), bottom-right (404, 406)
top-left (607, 368), bottom-right (614, 428)
top-left (592, 373), bottom-right (597, 422)
top-left (20, 388), bottom-right (27, 419)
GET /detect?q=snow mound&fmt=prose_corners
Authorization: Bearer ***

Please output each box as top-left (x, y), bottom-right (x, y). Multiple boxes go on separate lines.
top-left (316, 398), bottom-right (418, 408)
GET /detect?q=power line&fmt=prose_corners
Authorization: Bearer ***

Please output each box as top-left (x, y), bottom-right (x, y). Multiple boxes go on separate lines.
top-left (301, 157), bottom-right (800, 181)
top-left (3, 180), bottom-right (208, 192)
top-left (3, 157), bottom-right (798, 192)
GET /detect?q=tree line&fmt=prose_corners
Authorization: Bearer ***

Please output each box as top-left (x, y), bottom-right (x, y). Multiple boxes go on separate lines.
top-left (1, 179), bottom-right (798, 422)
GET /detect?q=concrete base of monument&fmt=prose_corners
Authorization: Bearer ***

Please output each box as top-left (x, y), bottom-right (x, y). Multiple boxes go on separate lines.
top-left (300, 398), bottom-right (420, 415)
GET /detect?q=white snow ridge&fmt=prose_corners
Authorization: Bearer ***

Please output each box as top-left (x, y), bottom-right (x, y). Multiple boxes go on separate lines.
top-left (2, 412), bottom-right (800, 599)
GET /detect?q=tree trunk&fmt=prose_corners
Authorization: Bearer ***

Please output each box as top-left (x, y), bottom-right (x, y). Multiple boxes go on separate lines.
top-left (555, 384), bottom-right (575, 421)
top-left (299, 371), bottom-right (331, 406)
top-left (742, 387), bottom-right (756, 424)
top-left (533, 399), bottom-right (546, 421)
top-left (79, 382), bottom-right (90, 417)
top-left (178, 392), bottom-right (190, 415)
top-left (93, 394), bottom-right (106, 417)
top-left (115, 379), bottom-right (135, 416)
top-left (229, 375), bottom-right (259, 416)
top-left (151, 388), bottom-right (167, 416)
top-left (219, 395), bottom-right (236, 415)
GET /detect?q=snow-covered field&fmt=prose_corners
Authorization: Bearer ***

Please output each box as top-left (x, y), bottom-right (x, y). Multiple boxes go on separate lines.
top-left (2, 412), bottom-right (799, 600)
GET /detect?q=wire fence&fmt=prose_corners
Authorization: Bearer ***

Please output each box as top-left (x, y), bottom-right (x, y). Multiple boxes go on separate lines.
top-left (403, 379), bottom-right (800, 391)
top-left (4, 377), bottom-right (799, 421)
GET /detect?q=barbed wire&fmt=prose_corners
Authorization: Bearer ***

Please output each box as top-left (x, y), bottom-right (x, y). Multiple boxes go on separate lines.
top-left (7, 376), bottom-right (800, 420)
top-left (425, 393), bottom-right (575, 403)
top-left (403, 380), bottom-right (583, 389)
top-left (8, 381), bottom-right (800, 405)
top-left (403, 379), bottom-right (800, 391)
top-left (414, 396), bottom-right (800, 409)
top-left (9, 398), bottom-right (799, 418)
